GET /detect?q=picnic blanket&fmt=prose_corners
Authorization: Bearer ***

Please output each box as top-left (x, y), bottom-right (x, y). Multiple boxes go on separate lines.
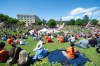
top-left (48, 50), bottom-right (90, 65)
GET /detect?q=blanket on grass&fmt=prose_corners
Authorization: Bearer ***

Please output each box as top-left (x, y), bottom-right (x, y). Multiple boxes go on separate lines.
top-left (48, 50), bottom-right (90, 65)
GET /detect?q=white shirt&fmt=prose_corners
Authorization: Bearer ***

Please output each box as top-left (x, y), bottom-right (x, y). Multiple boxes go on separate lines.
top-left (70, 36), bottom-right (75, 42)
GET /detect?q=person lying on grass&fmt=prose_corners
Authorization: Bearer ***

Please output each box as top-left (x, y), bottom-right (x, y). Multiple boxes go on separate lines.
top-left (75, 36), bottom-right (89, 48)
top-left (62, 43), bottom-right (77, 59)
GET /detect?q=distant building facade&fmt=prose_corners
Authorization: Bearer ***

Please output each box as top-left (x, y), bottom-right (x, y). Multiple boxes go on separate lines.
top-left (17, 14), bottom-right (40, 26)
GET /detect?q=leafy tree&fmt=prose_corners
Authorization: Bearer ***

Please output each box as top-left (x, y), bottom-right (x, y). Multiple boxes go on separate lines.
top-left (67, 19), bottom-right (75, 25)
top-left (47, 19), bottom-right (56, 27)
top-left (75, 19), bottom-right (83, 25)
top-left (17, 21), bottom-right (25, 26)
top-left (83, 15), bottom-right (89, 25)
top-left (0, 13), bottom-right (19, 24)
top-left (90, 19), bottom-right (99, 25)
top-left (66, 21), bottom-right (71, 25)
top-left (7, 18), bottom-right (18, 24)
top-left (35, 19), bottom-right (42, 25)
top-left (0, 14), bottom-right (9, 22)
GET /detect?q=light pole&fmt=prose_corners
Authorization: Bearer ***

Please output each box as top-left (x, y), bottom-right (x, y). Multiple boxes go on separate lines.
top-left (86, 12), bottom-right (94, 28)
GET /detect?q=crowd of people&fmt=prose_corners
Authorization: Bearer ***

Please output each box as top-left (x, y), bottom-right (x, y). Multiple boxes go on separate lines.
top-left (0, 27), bottom-right (100, 66)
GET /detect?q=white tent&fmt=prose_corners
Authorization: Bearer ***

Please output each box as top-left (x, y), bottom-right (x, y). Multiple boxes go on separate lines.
top-left (29, 29), bottom-right (35, 35)
top-left (40, 28), bottom-right (48, 32)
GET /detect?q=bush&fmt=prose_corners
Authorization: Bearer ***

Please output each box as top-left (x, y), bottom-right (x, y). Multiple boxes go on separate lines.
top-left (57, 31), bottom-right (64, 35)
top-left (85, 62), bottom-right (96, 66)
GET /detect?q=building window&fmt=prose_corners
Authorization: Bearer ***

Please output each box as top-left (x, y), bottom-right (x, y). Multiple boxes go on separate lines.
top-left (24, 16), bottom-right (26, 18)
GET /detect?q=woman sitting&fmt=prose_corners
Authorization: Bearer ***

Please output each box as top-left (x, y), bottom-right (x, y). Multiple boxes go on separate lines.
top-left (33, 39), bottom-right (48, 60)
top-left (18, 50), bottom-right (34, 66)
top-left (0, 42), bottom-right (9, 62)
top-left (62, 43), bottom-right (77, 59)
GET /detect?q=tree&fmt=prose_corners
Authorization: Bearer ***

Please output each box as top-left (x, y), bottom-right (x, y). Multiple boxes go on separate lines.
top-left (0, 14), bottom-right (9, 22)
top-left (0, 13), bottom-right (19, 24)
top-left (75, 19), bottom-right (83, 25)
top-left (90, 19), bottom-right (99, 25)
top-left (47, 19), bottom-right (56, 27)
top-left (67, 19), bottom-right (75, 25)
top-left (17, 21), bottom-right (25, 26)
top-left (83, 15), bottom-right (89, 25)
top-left (7, 18), bottom-right (18, 24)
top-left (35, 19), bottom-right (42, 25)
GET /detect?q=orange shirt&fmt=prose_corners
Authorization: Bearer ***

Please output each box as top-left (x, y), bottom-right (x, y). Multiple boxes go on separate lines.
top-left (0, 49), bottom-right (8, 62)
top-left (59, 36), bottom-right (64, 43)
top-left (7, 38), bottom-right (13, 44)
top-left (45, 36), bottom-right (48, 39)
top-left (66, 47), bottom-right (77, 59)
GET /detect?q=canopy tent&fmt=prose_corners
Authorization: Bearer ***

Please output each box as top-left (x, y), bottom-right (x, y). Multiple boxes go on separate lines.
top-left (29, 29), bottom-right (35, 35)
top-left (39, 28), bottom-right (48, 32)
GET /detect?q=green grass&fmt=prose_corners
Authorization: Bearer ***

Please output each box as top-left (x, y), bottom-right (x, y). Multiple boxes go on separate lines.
top-left (0, 36), bottom-right (100, 66)
top-left (0, 25), bottom-right (100, 66)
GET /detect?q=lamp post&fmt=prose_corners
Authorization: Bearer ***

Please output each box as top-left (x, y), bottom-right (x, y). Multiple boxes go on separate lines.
top-left (85, 12), bottom-right (94, 28)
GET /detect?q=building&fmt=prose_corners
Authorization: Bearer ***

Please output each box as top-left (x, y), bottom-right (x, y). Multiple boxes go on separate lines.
top-left (17, 14), bottom-right (40, 26)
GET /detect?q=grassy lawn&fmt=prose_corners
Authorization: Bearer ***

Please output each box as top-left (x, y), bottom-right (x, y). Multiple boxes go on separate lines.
top-left (0, 36), bottom-right (100, 66)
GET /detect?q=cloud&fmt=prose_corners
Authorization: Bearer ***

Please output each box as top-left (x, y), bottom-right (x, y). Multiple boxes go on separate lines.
top-left (94, 10), bottom-right (100, 15)
top-left (83, 7), bottom-right (98, 13)
top-left (69, 8), bottom-right (84, 15)
top-left (62, 7), bottom-right (100, 21)
top-left (62, 15), bottom-right (74, 21)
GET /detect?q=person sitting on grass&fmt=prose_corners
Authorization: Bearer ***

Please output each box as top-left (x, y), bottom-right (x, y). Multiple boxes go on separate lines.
top-left (2, 36), bottom-right (7, 41)
top-left (7, 43), bottom-right (22, 65)
top-left (18, 50), bottom-right (34, 66)
top-left (69, 35), bottom-right (75, 43)
top-left (88, 35), bottom-right (97, 47)
top-left (33, 39), bottom-right (48, 61)
top-left (47, 36), bottom-right (53, 43)
top-left (62, 43), bottom-right (77, 59)
top-left (0, 42), bottom-right (9, 62)
top-left (57, 35), bottom-right (64, 43)
top-left (7, 37), bottom-right (13, 44)
top-left (75, 36), bottom-right (89, 48)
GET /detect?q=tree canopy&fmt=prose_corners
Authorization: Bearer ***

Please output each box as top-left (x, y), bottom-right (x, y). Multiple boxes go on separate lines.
top-left (47, 19), bottom-right (57, 27)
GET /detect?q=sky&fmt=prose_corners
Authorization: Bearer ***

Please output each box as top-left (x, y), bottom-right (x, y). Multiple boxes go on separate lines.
top-left (0, 0), bottom-right (100, 21)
